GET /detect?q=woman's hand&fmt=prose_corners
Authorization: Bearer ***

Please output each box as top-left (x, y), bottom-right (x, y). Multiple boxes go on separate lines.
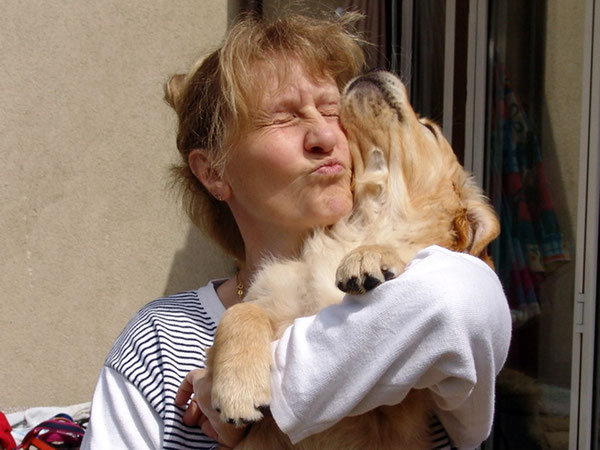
top-left (175, 368), bottom-right (247, 448)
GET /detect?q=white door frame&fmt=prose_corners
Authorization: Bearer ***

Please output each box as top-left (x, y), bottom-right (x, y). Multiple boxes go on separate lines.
top-left (570, 0), bottom-right (600, 448)
top-left (463, 0), bottom-right (488, 187)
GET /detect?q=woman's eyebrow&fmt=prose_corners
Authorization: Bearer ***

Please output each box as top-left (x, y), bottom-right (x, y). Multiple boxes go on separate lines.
top-left (263, 86), bottom-right (340, 113)
top-left (263, 93), bottom-right (298, 113)
top-left (316, 87), bottom-right (341, 102)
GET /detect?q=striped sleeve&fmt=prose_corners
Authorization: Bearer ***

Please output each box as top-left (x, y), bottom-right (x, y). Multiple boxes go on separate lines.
top-left (106, 290), bottom-right (220, 449)
top-left (429, 414), bottom-right (456, 449)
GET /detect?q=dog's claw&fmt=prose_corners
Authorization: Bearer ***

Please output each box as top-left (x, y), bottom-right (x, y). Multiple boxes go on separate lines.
top-left (221, 404), bottom-right (269, 426)
top-left (363, 274), bottom-right (381, 291)
top-left (383, 270), bottom-right (395, 281)
top-left (346, 276), bottom-right (359, 293)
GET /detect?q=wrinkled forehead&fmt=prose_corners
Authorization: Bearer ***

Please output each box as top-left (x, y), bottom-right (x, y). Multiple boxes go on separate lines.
top-left (246, 56), bottom-right (339, 109)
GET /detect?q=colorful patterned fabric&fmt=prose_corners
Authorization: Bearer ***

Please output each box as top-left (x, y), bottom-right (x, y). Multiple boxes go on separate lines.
top-left (489, 63), bottom-right (570, 324)
top-left (0, 411), bottom-right (17, 450)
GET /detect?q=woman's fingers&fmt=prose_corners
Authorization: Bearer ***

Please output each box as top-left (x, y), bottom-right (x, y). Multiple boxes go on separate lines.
top-left (181, 395), bottom-right (202, 426)
top-left (176, 368), bottom-right (210, 427)
top-left (175, 368), bottom-right (207, 407)
top-left (175, 367), bottom-right (248, 447)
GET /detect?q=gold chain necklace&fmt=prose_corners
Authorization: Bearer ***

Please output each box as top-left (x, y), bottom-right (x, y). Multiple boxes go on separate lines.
top-left (236, 271), bottom-right (244, 300)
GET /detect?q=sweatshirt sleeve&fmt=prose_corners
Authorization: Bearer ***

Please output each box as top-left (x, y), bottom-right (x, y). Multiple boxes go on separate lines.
top-left (80, 366), bottom-right (163, 449)
top-left (269, 246), bottom-right (512, 448)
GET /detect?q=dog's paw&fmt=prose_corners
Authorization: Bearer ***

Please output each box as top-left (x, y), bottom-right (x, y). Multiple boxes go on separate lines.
top-left (335, 245), bottom-right (405, 295)
top-left (211, 367), bottom-right (271, 426)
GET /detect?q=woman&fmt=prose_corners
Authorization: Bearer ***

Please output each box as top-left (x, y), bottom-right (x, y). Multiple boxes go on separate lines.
top-left (82, 12), bottom-right (511, 449)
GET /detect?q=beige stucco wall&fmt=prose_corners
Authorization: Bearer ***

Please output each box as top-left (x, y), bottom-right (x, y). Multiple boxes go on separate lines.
top-left (1, 1), bottom-right (237, 410)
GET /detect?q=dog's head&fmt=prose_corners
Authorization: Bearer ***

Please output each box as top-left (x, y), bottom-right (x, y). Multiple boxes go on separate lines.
top-left (340, 71), bottom-right (499, 261)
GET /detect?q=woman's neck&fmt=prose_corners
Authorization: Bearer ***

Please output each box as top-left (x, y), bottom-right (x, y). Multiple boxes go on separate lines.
top-left (216, 229), bottom-right (309, 310)
top-left (243, 230), bottom-right (307, 277)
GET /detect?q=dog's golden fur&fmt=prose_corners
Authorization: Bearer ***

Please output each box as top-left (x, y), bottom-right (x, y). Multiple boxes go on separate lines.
top-left (205, 71), bottom-right (500, 449)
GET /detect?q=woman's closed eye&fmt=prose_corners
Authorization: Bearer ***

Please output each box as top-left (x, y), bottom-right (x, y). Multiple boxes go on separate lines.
top-left (271, 113), bottom-right (297, 125)
top-left (257, 104), bottom-right (340, 127)
top-left (319, 107), bottom-right (340, 121)
top-left (253, 112), bottom-right (296, 127)
top-left (318, 100), bottom-right (340, 115)
top-left (321, 111), bottom-right (340, 120)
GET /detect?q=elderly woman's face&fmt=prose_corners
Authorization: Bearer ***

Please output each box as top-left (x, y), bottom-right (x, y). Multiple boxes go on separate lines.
top-left (222, 61), bottom-right (353, 240)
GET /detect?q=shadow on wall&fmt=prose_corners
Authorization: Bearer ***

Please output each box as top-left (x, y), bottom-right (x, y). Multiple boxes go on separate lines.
top-left (157, 0), bottom-right (243, 299)
top-left (163, 224), bottom-right (236, 296)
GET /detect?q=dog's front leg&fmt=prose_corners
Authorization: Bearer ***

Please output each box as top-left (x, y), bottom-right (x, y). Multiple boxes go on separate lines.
top-left (207, 302), bottom-right (274, 426)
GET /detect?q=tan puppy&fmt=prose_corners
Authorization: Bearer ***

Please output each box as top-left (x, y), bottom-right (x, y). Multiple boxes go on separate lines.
top-left (205, 71), bottom-right (500, 449)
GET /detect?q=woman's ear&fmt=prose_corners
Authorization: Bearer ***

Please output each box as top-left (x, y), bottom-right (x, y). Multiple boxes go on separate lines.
top-left (188, 149), bottom-right (232, 201)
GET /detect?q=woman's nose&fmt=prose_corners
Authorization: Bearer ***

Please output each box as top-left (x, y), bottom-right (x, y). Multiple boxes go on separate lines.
top-left (304, 116), bottom-right (338, 153)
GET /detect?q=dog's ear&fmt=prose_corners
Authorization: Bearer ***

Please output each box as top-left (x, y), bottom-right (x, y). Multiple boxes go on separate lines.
top-left (452, 180), bottom-right (500, 266)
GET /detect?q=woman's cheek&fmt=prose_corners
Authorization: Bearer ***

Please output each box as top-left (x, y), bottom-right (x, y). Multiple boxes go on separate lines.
top-left (330, 182), bottom-right (354, 219)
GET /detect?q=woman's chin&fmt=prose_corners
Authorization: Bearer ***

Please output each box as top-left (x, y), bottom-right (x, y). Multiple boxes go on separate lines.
top-left (317, 194), bottom-right (353, 226)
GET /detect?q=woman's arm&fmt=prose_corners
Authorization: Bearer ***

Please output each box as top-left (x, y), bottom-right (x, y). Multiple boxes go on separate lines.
top-left (268, 245), bottom-right (511, 448)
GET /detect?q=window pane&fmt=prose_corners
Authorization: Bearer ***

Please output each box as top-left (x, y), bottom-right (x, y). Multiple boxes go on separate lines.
top-left (411, 0), bottom-right (446, 124)
top-left (484, 0), bottom-right (585, 448)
